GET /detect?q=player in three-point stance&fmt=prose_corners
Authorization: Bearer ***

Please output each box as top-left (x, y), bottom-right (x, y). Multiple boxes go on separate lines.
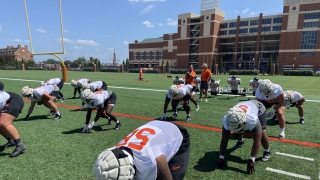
top-left (215, 100), bottom-right (271, 174)
top-left (227, 75), bottom-right (241, 95)
top-left (249, 77), bottom-right (261, 96)
top-left (70, 78), bottom-right (90, 99)
top-left (80, 89), bottom-right (121, 132)
top-left (41, 78), bottom-right (66, 102)
top-left (93, 120), bottom-right (190, 180)
top-left (0, 82), bottom-right (27, 157)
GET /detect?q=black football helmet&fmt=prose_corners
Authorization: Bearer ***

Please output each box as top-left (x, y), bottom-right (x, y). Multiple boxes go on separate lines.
top-left (253, 77), bottom-right (259, 82)
top-left (211, 78), bottom-right (215, 83)
top-left (231, 75), bottom-right (237, 80)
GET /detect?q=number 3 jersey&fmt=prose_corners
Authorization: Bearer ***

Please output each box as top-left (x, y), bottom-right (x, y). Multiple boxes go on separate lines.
top-left (115, 120), bottom-right (183, 180)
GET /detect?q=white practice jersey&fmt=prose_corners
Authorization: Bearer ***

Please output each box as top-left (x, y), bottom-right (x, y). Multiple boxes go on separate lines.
top-left (86, 90), bottom-right (109, 109)
top-left (228, 78), bottom-right (241, 90)
top-left (222, 101), bottom-right (259, 131)
top-left (166, 84), bottom-right (189, 100)
top-left (249, 80), bottom-right (261, 92)
top-left (115, 120), bottom-right (183, 180)
top-left (90, 81), bottom-right (103, 92)
top-left (46, 78), bottom-right (61, 85)
top-left (195, 77), bottom-right (201, 83)
top-left (255, 84), bottom-right (283, 104)
top-left (209, 80), bottom-right (220, 92)
top-left (0, 92), bottom-right (10, 111)
top-left (33, 85), bottom-right (55, 101)
top-left (77, 78), bottom-right (89, 85)
top-left (285, 91), bottom-right (303, 104)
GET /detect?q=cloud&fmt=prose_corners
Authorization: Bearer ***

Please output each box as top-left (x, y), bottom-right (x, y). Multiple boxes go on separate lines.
top-left (158, 23), bottom-right (164, 26)
top-left (142, 21), bottom-right (154, 28)
top-left (0, 25), bottom-right (2, 31)
top-left (64, 29), bottom-right (69, 33)
top-left (167, 18), bottom-right (177, 26)
top-left (37, 28), bottom-right (47, 33)
top-left (59, 38), bottom-right (99, 46)
top-left (128, 0), bottom-right (165, 2)
top-left (73, 46), bottom-right (82, 49)
top-left (250, 11), bottom-right (256, 15)
top-left (234, 10), bottom-right (239, 13)
top-left (138, 5), bottom-right (154, 16)
top-left (242, 8), bottom-right (249, 13)
top-left (11, 39), bottom-right (22, 42)
top-left (123, 41), bottom-right (129, 45)
top-left (107, 48), bottom-right (114, 51)
top-left (104, 35), bottom-right (111, 38)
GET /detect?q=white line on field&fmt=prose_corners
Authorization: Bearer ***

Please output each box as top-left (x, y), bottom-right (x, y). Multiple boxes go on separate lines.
top-left (276, 152), bottom-right (314, 161)
top-left (266, 168), bottom-right (311, 179)
top-left (1, 77), bottom-right (320, 102)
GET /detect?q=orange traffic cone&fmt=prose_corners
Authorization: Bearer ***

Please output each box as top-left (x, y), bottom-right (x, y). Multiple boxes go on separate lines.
top-left (139, 68), bottom-right (143, 80)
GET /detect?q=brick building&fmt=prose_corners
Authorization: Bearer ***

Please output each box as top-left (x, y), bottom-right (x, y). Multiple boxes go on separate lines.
top-left (0, 45), bottom-right (34, 62)
top-left (128, 0), bottom-right (320, 72)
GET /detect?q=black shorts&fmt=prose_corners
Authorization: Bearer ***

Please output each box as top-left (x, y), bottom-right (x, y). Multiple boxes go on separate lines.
top-left (261, 101), bottom-right (277, 109)
top-left (253, 91), bottom-right (256, 96)
top-left (57, 78), bottom-right (64, 90)
top-left (191, 86), bottom-right (196, 92)
top-left (49, 91), bottom-right (60, 98)
top-left (168, 123), bottom-right (190, 176)
top-left (171, 94), bottom-right (191, 106)
top-left (1, 92), bottom-right (24, 118)
top-left (200, 81), bottom-right (208, 90)
top-left (104, 93), bottom-right (117, 106)
top-left (101, 81), bottom-right (107, 90)
top-left (231, 90), bottom-right (238, 95)
top-left (211, 92), bottom-right (217, 95)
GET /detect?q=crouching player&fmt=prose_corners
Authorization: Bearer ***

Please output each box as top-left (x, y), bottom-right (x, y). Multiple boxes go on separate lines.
top-left (21, 85), bottom-right (62, 120)
top-left (284, 90), bottom-right (306, 124)
top-left (249, 77), bottom-right (261, 96)
top-left (0, 83), bottom-right (27, 157)
top-left (80, 89), bottom-right (121, 132)
top-left (209, 78), bottom-right (220, 95)
top-left (93, 120), bottom-right (190, 180)
top-left (89, 80), bottom-right (108, 92)
top-left (70, 78), bottom-right (90, 99)
top-left (215, 100), bottom-right (271, 174)
top-left (227, 75), bottom-right (241, 95)
top-left (160, 84), bottom-right (194, 121)
top-left (41, 78), bottom-right (66, 102)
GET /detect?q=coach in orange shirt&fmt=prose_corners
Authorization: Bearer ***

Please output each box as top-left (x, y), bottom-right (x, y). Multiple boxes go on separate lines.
top-left (198, 63), bottom-right (212, 102)
top-left (185, 65), bottom-right (199, 111)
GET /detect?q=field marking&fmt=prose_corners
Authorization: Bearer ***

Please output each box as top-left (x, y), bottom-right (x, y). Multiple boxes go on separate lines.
top-left (276, 152), bottom-right (314, 161)
top-left (1, 77), bottom-right (320, 102)
top-left (266, 167), bottom-right (311, 179)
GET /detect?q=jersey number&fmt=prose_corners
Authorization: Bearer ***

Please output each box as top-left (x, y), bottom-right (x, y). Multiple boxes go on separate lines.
top-left (230, 81), bottom-right (236, 86)
top-left (210, 84), bottom-right (216, 88)
top-left (236, 104), bottom-right (249, 113)
top-left (115, 128), bottom-right (156, 151)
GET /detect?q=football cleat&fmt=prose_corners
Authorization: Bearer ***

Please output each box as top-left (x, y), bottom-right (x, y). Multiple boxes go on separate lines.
top-left (9, 143), bottom-right (27, 157)
top-left (233, 141), bottom-right (244, 149)
top-left (196, 105), bottom-right (200, 111)
top-left (262, 151), bottom-right (271, 162)
top-left (0, 140), bottom-right (15, 150)
top-left (197, 98), bottom-right (202, 102)
top-left (87, 121), bottom-right (95, 131)
top-left (107, 118), bottom-right (112, 125)
top-left (82, 125), bottom-right (88, 133)
top-left (48, 109), bottom-right (55, 116)
top-left (186, 115), bottom-right (191, 122)
top-left (61, 98), bottom-right (66, 102)
top-left (171, 113), bottom-right (178, 118)
top-left (53, 114), bottom-right (61, 120)
top-left (300, 118), bottom-right (305, 124)
top-left (114, 122), bottom-right (121, 130)
top-left (205, 99), bottom-right (208, 102)
top-left (278, 134), bottom-right (285, 140)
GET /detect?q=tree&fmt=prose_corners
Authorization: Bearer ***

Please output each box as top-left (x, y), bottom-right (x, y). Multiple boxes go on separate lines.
top-left (166, 61), bottom-right (169, 73)
top-left (220, 57), bottom-right (224, 74)
top-left (275, 56), bottom-right (279, 75)
top-left (212, 57), bottom-right (216, 73)
top-left (0, 56), bottom-right (4, 66)
top-left (125, 58), bottom-right (129, 72)
top-left (267, 55), bottom-right (272, 74)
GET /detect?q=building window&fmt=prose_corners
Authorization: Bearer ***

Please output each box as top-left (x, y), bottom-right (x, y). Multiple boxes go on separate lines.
top-left (249, 27), bottom-right (258, 33)
top-left (300, 52), bottom-right (315, 56)
top-left (219, 30), bottom-right (227, 35)
top-left (273, 17), bottom-right (282, 24)
top-left (262, 18), bottom-right (272, 24)
top-left (303, 22), bottom-right (319, 28)
top-left (239, 28), bottom-right (248, 34)
top-left (229, 22), bottom-right (237, 28)
top-left (140, 52), bottom-right (144, 59)
top-left (272, 25), bottom-right (282, 31)
top-left (250, 20), bottom-right (259, 26)
top-left (240, 21), bottom-right (248, 27)
top-left (228, 29), bottom-right (237, 34)
top-left (261, 26), bottom-right (271, 32)
top-left (146, 52), bottom-right (150, 59)
top-left (304, 12), bottom-right (320, 20)
top-left (133, 52), bottom-right (138, 60)
top-left (220, 23), bottom-right (228, 29)
top-left (301, 31), bottom-right (318, 49)
top-left (158, 51), bottom-right (163, 59)
top-left (152, 52), bottom-right (157, 59)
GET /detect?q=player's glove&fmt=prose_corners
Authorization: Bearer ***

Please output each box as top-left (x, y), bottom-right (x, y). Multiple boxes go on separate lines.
top-left (247, 159), bottom-right (255, 174)
top-left (160, 113), bottom-right (166, 120)
top-left (24, 115), bottom-right (30, 120)
top-left (266, 109), bottom-right (275, 119)
top-left (215, 158), bottom-right (224, 168)
top-left (37, 101), bottom-right (43, 105)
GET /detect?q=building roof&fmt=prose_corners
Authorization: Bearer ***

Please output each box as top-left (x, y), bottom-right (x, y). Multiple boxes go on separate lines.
top-left (0, 48), bottom-right (18, 52)
top-left (140, 37), bottom-right (163, 43)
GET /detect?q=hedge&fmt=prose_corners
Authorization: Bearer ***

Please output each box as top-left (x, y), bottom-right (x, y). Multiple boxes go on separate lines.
top-left (228, 70), bottom-right (260, 75)
top-left (283, 70), bottom-right (314, 76)
top-left (0, 66), bottom-right (18, 70)
top-left (170, 69), bottom-right (201, 74)
top-left (128, 69), bottom-right (160, 73)
top-left (100, 69), bottom-right (119, 72)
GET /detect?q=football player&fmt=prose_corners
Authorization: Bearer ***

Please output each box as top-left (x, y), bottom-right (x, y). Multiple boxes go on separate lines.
top-left (161, 84), bottom-right (197, 122)
top-left (0, 89), bottom-right (27, 157)
top-left (215, 100), bottom-right (271, 174)
top-left (21, 85), bottom-right (62, 120)
top-left (209, 78), bottom-right (220, 95)
top-left (70, 78), bottom-right (90, 99)
top-left (249, 77), bottom-right (261, 96)
top-left (255, 79), bottom-right (286, 139)
top-left (284, 90), bottom-right (306, 124)
top-left (174, 76), bottom-right (199, 111)
top-left (80, 89), bottom-right (120, 132)
top-left (88, 80), bottom-right (108, 92)
top-left (227, 75), bottom-right (241, 95)
top-left (93, 120), bottom-right (190, 180)
top-left (41, 78), bottom-right (66, 102)
top-left (197, 63), bottom-right (212, 102)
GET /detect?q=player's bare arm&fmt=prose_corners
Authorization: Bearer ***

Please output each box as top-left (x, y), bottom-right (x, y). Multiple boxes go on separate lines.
top-left (219, 128), bottom-right (231, 156)
top-left (27, 101), bottom-right (36, 116)
top-left (86, 108), bottom-right (93, 122)
top-left (156, 154), bottom-right (173, 180)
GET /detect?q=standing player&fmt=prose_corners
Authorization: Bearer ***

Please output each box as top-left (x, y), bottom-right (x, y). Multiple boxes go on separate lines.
top-left (0, 89), bottom-right (27, 157)
top-left (21, 85), bottom-right (62, 120)
top-left (209, 78), bottom-right (220, 95)
top-left (255, 79), bottom-right (286, 139)
top-left (197, 63), bottom-right (212, 102)
top-left (70, 78), bottom-right (90, 99)
top-left (284, 90), bottom-right (306, 124)
top-left (80, 89), bottom-right (121, 132)
top-left (93, 120), bottom-right (190, 180)
top-left (227, 75), bottom-right (241, 95)
top-left (249, 77), bottom-right (261, 96)
top-left (215, 100), bottom-right (271, 174)
top-left (41, 78), bottom-right (66, 102)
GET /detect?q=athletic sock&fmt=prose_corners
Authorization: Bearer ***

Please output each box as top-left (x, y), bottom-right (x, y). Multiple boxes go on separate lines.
top-left (264, 148), bottom-right (270, 152)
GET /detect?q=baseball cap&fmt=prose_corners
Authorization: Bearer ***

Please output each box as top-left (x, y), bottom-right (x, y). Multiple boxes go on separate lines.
top-left (202, 63), bottom-right (208, 67)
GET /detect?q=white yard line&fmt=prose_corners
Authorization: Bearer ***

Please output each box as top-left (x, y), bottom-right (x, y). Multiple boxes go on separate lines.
top-left (266, 168), bottom-right (311, 179)
top-left (1, 77), bottom-right (320, 102)
top-left (276, 152), bottom-right (314, 161)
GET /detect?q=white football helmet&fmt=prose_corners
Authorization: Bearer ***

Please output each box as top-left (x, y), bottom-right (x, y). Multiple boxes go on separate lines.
top-left (285, 90), bottom-right (295, 101)
top-left (168, 85), bottom-right (179, 99)
top-left (21, 86), bottom-right (34, 97)
top-left (225, 107), bottom-right (246, 133)
top-left (82, 82), bottom-right (90, 90)
top-left (71, 80), bottom-right (78, 87)
top-left (258, 79), bottom-right (273, 95)
top-left (40, 81), bottom-right (46, 86)
top-left (93, 148), bottom-right (135, 180)
top-left (81, 89), bottom-right (95, 103)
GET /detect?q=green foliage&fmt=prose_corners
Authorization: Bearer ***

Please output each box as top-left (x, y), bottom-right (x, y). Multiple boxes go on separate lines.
top-left (212, 57), bottom-right (216, 73)
top-left (283, 70), bottom-right (314, 76)
top-left (100, 68), bottom-right (119, 72)
top-left (275, 56), bottom-right (279, 75)
top-left (0, 56), bottom-right (4, 65)
top-left (171, 69), bottom-right (202, 74)
top-left (228, 70), bottom-right (260, 75)
top-left (125, 58), bottom-right (129, 72)
top-left (165, 61), bottom-right (169, 73)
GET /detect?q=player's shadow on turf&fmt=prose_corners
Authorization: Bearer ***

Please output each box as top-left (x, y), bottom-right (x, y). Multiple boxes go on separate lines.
top-left (15, 115), bottom-right (50, 121)
top-left (194, 148), bottom-right (247, 174)
top-left (62, 124), bottom-right (113, 134)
